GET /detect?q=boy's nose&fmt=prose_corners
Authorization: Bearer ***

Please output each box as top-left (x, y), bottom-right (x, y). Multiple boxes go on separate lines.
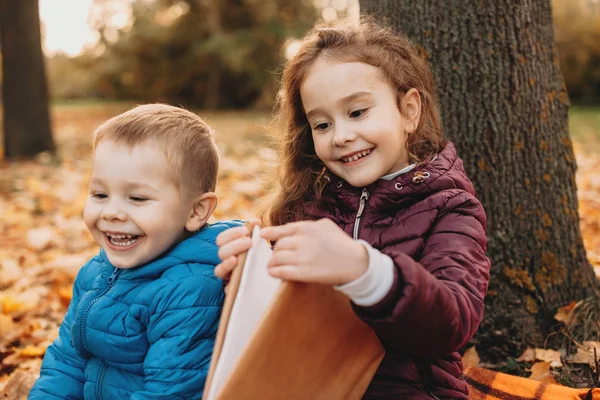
top-left (101, 201), bottom-right (127, 221)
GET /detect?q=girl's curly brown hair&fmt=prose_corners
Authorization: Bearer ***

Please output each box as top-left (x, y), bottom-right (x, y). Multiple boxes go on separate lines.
top-left (266, 19), bottom-right (446, 226)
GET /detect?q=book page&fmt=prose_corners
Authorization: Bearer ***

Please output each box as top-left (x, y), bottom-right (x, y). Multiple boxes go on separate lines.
top-left (206, 226), bottom-right (281, 399)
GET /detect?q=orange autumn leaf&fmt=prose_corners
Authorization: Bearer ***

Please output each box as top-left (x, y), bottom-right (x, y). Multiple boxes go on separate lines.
top-left (18, 345), bottom-right (46, 357)
top-left (528, 361), bottom-right (558, 384)
top-left (462, 346), bottom-right (481, 367)
top-left (554, 300), bottom-right (579, 325)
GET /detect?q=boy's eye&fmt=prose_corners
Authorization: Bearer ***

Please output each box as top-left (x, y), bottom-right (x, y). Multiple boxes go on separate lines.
top-left (349, 109), bottom-right (367, 118)
top-left (130, 196), bottom-right (148, 203)
top-left (91, 193), bottom-right (107, 199)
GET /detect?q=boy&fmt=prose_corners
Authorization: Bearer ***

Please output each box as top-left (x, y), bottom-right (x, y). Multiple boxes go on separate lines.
top-left (29, 104), bottom-right (240, 399)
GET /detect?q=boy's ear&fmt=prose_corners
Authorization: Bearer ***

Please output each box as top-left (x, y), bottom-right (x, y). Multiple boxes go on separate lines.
top-left (185, 192), bottom-right (218, 232)
top-left (401, 88), bottom-right (422, 134)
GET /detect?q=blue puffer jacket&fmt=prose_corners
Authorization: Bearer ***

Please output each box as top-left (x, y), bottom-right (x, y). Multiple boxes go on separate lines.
top-left (29, 221), bottom-right (241, 400)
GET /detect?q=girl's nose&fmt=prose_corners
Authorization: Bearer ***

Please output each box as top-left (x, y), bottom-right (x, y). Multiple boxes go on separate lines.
top-left (101, 200), bottom-right (127, 221)
top-left (331, 125), bottom-right (357, 147)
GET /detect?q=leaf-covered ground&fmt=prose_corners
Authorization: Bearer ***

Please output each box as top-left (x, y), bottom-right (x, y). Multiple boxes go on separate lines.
top-left (0, 103), bottom-right (599, 397)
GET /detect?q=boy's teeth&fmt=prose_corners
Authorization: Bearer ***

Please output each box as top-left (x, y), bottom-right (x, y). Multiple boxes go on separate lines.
top-left (108, 234), bottom-right (133, 239)
top-left (106, 233), bottom-right (140, 247)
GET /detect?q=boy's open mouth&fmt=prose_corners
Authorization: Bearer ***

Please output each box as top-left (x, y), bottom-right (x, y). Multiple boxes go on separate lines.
top-left (104, 232), bottom-right (143, 251)
top-left (341, 148), bottom-right (373, 163)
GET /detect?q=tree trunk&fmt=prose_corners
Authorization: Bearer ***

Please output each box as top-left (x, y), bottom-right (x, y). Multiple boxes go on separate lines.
top-left (200, 0), bottom-right (222, 109)
top-left (0, 0), bottom-right (54, 159)
top-left (359, 0), bottom-right (597, 360)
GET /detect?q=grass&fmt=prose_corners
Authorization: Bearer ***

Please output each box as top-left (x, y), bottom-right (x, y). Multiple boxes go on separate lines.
top-left (569, 105), bottom-right (600, 151)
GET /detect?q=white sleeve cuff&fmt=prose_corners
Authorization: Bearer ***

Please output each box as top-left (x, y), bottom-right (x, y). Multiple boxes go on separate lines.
top-left (334, 240), bottom-right (395, 306)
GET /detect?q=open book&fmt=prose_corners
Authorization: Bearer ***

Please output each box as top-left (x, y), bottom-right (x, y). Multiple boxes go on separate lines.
top-left (203, 226), bottom-right (385, 400)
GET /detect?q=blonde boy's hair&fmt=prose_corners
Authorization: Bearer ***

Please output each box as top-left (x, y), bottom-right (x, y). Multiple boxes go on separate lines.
top-left (93, 104), bottom-right (219, 199)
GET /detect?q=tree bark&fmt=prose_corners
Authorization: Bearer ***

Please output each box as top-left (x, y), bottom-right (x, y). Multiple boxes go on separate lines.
top-left (0, 0), bottom-right (54, 159)
top-left (359, 0), bottom-right (597, 360)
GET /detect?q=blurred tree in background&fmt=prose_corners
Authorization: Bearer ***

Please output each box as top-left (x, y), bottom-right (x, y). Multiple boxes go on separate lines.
top-left (0, 0), bottom-right (54, 159)
top-left (48, 0), bottom-right (317, 108)
top-left (553, 0), bottom-right (600, 105)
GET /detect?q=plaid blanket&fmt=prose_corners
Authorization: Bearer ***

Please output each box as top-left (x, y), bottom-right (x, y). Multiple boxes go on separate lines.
top-left (465, 367), bottom-right (599, 400)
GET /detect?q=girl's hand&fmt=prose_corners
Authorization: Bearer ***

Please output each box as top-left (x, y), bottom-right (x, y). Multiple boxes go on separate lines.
top-left (261, 218), bottom-right (368, 286)
top-left (215, 218), bottom-right (261, 281)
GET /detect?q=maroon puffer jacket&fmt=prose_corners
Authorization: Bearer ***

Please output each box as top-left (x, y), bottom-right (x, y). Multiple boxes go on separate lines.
top-left (306, 142), bottom-right (490, 399)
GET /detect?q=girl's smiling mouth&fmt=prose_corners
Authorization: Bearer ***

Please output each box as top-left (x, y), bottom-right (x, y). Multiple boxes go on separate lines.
top-left (340, 148), bottom-right (373, 163)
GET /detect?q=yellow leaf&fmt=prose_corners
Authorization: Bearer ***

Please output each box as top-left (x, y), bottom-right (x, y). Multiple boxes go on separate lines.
top-left (19, 345), bottom-right (46, 357)
top-left (0, 314), bottom-right (15, 335)
top-left (462, 346), bottom-right (480, 367)
top-left (1, 297), bottom-right (25, 314)
top-left (58, 286), bottom-right (73, 306)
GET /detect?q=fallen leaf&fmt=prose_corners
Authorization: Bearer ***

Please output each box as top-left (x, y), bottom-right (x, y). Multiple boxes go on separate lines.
top-left (46, 253), bottom-right (90, 278)
top-left (0, 370), bottom-right (36, 399)
top-left (528, 361), bottom-right (558, 383)
top-left (1, 289), bottom-right (44, 314)
top-left (554, 300), bottom-right (579, 325)
top-left (534, 348), bottom-right (563, 367)
top-left (462, 346), bottom-right (480, 367)
top-left (19, 345), bottom-right (46, 357)
top-left (571, 341), bottom-right (600, 371)
top-left (518, 347), bottom-right (536, 362)
top-left (58, 286), bottom-right (73, 307)
top-left (0, 258), bottom-right (22, 285)
top-left (0, 314), bottom-right (15, 335)
top-left (26, 227), bottom-right (55, 251)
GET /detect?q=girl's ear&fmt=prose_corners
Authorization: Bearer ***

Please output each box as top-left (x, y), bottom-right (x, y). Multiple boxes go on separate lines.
top-left (401, 88), bottom-right (422, 134)
top-left (185, 192), bottom-right (218, 232)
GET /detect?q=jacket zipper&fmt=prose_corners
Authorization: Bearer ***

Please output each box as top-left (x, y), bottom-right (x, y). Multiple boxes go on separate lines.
top-left (353, 188), bottom-right (370, 240)
top-left (96, 362), bottom-right (109, 400)
top-left (80, 267), bottom-right (121, 352)
top-left (82, 267), bottom-right (120, 399)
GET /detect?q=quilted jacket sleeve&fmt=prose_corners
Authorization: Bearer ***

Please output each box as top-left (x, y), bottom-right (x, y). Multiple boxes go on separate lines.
top-left (129, 268), bottom-right (224, 400)
top-left (353, 191), bottom-right (491, 358)
top-left (28, 263), bottom-right (89, 399)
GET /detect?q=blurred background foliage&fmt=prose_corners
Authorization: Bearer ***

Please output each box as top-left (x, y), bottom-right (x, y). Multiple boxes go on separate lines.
top-left (553, 0), bottom-right (600, 105)
top-left (36, 0), bottom-right (600, 108)
top-left (46, 0), bottom-right (321, 109)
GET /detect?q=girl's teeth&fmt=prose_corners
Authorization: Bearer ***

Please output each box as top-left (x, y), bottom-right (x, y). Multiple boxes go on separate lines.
top-left (343, 149), bottom-right (371, 162)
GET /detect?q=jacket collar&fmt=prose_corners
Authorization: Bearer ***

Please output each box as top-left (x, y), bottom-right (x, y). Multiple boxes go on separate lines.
top-left (96, 222), bottom-right (228, 280)
top-left (319, 142), bottom-right (476, 216)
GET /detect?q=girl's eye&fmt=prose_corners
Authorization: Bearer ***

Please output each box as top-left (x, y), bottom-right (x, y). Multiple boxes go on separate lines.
top-left (314, 122), bottom-right (331, 131)
top-left (91, 193), bottom-right (107, 199)
top-left (349, 109), bottom-right (367, 118)
top-left (130, 197), bottom-right (148, 203)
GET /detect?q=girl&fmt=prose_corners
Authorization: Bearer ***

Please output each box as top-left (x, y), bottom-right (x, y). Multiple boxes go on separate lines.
top-left (216, 21), bottom-right (490, 400)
